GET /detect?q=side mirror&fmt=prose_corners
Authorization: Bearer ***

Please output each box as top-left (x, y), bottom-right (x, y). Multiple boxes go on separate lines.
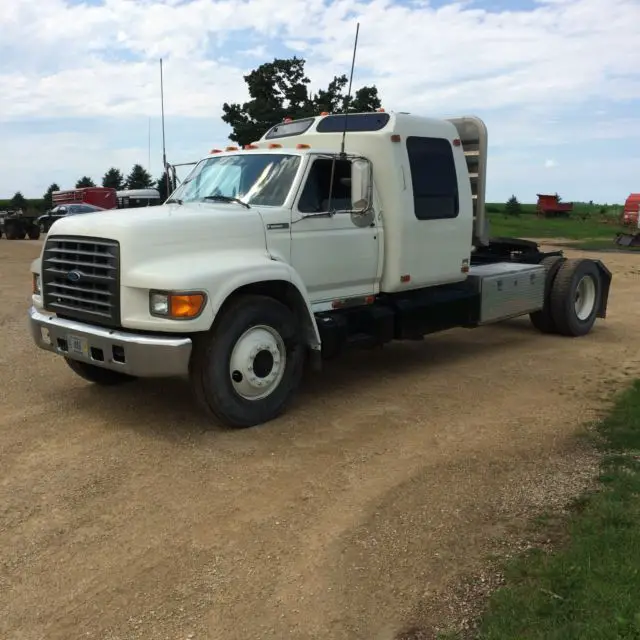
top-left (351, 158), bottom-right (371, 212)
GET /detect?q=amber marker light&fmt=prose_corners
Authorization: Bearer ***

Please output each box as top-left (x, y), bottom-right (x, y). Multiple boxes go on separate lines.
top-left (149, 291), bottom-right (206, 319)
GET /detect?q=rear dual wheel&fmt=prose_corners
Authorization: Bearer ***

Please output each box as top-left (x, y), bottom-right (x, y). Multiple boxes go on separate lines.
top-left (530, 258), bottom-right (603, 337)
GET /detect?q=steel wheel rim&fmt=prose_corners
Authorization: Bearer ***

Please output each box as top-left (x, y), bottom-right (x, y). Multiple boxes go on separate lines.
top-left (574, 275), bottom-right (597, 321)
top-left (229, 324), bottom-right (287, 401)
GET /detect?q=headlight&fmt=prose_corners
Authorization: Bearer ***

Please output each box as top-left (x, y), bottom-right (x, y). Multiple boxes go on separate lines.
top-left (149, 290), bottom-right (206, 319)
top-left (32, 273), bottom-right (41, 295)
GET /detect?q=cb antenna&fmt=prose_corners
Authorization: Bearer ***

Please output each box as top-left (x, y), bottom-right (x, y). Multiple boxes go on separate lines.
top-left (339, 21), bottom-right (360, 158)
top-left (160, 58), bottom-right (170, 196)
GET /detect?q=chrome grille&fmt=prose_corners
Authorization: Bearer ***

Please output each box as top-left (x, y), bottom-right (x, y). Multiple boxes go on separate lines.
top-left (42, 236), bottom-right (120, 327)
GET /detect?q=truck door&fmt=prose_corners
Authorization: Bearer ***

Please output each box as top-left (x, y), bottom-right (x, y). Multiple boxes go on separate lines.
top-left (290, 155), bottom-right (379, 304)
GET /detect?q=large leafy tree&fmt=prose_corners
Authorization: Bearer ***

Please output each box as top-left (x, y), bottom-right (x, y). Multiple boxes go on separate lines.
top-left (76, 176), bottom-right (96, 188)
top-left (43, 183), bottom-right (60, 210)
top-left (102, 167), bottom-right (125, 190)
top-left (222, 57), bottom-right (382, 147)
top-left (125, 164), bottom-right (154, 189)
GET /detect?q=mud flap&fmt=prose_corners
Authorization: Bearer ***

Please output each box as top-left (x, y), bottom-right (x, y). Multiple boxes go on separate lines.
top-left (592, 259), bottom-right (612, 318)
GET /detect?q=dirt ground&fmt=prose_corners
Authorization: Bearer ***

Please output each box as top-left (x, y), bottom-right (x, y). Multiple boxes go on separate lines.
top-left (2, 239), bottom-right (640, 640)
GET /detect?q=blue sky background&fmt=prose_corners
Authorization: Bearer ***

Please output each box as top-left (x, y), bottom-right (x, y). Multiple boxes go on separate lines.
top-left (2, 0), bottom-right (639, 204)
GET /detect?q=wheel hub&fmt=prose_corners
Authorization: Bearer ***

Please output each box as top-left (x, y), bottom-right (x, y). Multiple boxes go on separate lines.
top-left (574, 275), bottom-right (597, 321)
top-left (229, 325), bottom-right (286, 401)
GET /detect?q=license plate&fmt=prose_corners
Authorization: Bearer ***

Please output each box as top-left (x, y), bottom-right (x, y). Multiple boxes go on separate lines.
top-left (67, 334), bottom-right (88, 356)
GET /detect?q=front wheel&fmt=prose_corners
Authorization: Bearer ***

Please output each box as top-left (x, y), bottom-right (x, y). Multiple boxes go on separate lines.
top-left (190, 295), bottom-right (305, 428)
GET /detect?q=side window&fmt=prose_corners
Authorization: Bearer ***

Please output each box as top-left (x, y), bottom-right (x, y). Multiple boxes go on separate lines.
top-left (406, 136), bottom-right (459, 220)
top-left (298, 158), bottom-right (352, 213)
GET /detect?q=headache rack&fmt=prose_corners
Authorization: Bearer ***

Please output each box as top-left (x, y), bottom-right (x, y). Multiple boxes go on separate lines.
top-left (446, 116), bottom-right (488, 248)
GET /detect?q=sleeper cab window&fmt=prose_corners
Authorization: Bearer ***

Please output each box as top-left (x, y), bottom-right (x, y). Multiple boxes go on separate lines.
top-left (406, 136), bottom-right (459, 220)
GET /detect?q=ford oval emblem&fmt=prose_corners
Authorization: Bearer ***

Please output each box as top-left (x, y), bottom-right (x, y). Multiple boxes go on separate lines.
top-left (67, 270), bottom-right (82, 283)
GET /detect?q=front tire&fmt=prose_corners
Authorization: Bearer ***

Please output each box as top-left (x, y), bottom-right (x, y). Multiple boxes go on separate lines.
top-left (65, 358), bottom-right (137, 385)
top-left (549, 258), bottom-right (602, 336)
top-left (190, 295), bottom-right (305, 428)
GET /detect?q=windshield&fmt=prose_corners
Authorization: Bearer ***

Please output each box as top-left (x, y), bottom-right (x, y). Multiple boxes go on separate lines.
top-left (170, 153), bottom-right (301, 207)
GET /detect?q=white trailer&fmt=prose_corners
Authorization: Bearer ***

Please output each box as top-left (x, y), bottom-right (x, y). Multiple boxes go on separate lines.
top-left (116, 188), bottom-right (162, 209)
top-left (28, 112), bottom-right (612, 428)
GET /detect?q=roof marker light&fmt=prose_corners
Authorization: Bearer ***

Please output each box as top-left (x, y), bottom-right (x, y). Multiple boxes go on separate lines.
top-left (296, 143), bottom-right (310, 149)
top-left (268, 143), bottom-right (282, 149)
top-left (453, 138), bottom-right (461, 147)
top-left (210, 148), bottom-right (222, 154)
top-left (283, 117), bottom-right (292, 123)
top-left (225, 146), bottom-right (239, 151)
top-left (244, 144), bottom-right (259, 149)
top-left (320, 111), bottom-right (329, 116)
top-left (390, 134), bottom-right (401, 143)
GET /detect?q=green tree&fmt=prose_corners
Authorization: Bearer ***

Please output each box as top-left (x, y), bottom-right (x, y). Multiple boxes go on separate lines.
top-left (11, 191), bottom-right (28, 211)
top-left (102, 167), bottom-right (124, 190)
top-left (76, 176), bottom-right (96, 188)
top-left (156, 170), bottom-right (171, 201)
top-left (43, 183), bottom-right (60, 210)
top-left (125, 164), bottom-right (154, 189)
top-left (505, 195), bottom-right (521, 216)
top-left (222, 56), bottom-right (382, 147)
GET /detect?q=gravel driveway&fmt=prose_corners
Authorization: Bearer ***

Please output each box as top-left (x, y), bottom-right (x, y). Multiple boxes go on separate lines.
top-left (2, 239), bottom-right (639, 639)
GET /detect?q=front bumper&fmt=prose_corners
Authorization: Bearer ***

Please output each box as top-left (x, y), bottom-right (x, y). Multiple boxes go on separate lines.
top-left (28, 306), bottom-right (192, 377)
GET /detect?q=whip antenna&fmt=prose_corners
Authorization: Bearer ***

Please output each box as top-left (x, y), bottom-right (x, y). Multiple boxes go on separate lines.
top-left (160, 58), bottom-right (170, 196)
top-left (340, 22), bottom-right (360, 157)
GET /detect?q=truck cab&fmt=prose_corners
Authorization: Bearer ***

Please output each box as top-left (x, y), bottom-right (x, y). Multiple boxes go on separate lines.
top-left (28, 112), bottom-right (612, 429)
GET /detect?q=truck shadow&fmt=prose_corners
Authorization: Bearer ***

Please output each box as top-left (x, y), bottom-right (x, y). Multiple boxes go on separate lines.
top-left (54, 319), bottom-right (544, 440)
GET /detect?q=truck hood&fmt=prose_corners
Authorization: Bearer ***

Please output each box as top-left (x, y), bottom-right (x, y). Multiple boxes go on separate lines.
top-left (46, 202), bottom-right (269, 262)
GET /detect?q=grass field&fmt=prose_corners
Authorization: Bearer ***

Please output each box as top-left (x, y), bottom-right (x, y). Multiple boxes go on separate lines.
top-left (458, 381), bottom-right (640, 639)
top-left (487, 212), bottom-right (626, 241)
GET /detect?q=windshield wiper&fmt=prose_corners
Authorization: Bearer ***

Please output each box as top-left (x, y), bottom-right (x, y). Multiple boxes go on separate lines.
top-left (202, 195), bottom-right (251, 209)
top-left (165, 197), bottom-right (183, 205)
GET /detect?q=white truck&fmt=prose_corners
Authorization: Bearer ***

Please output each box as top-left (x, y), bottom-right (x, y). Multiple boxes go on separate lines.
top-left (28, 112), bottom-right (612, 428)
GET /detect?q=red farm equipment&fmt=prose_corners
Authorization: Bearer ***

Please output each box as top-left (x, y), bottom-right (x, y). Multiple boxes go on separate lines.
top-left (536, 193), bottom-right (573, 218)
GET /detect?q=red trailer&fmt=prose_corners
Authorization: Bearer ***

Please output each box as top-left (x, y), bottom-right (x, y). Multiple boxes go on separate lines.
top-left (52, 187), bottom-right (117, 210)
top-left (536, 193), bottom-right (573, 218)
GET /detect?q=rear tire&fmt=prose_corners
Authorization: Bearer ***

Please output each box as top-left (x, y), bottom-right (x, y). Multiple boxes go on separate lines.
top-left (27, 225), bottom-right (40, 240)
top-left (529, 255), bottom-right (563, 334)
top-left (65, 358), bottom-right (137, 385)
top-left (4, 222), bottom-right (20, 240)
top-left (190, 295), bottom-right (305, 428)
top-left (549, 258), bottom-right (602, 337)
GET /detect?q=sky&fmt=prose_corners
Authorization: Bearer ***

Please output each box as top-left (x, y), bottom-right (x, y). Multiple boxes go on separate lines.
top-left (1, 0), bottom-right (639, 204)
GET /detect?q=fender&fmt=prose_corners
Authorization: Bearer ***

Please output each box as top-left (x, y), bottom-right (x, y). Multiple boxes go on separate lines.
top-left (123, 249), bottom-right (322, 349)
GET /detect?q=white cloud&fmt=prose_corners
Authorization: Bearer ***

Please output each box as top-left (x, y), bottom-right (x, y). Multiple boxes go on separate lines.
top-left (1, 0), bottom-right (639, 199)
